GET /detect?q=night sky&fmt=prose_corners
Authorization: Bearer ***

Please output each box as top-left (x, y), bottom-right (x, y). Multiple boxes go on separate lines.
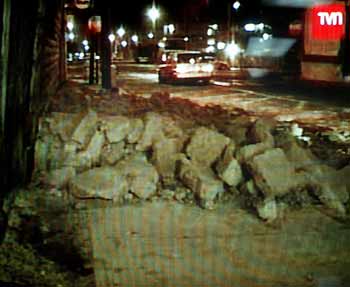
top-left (103, 0), bottom-right (302, 31)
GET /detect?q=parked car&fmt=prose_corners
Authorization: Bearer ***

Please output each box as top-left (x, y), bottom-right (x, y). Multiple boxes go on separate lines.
top-left (158, 51), bottom-right (215, 84)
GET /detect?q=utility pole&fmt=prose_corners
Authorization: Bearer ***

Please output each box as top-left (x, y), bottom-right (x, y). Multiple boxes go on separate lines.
top-left (101, 2), bottom-right (111, 89)
top-left (342, 0), bottom-right (350, 78)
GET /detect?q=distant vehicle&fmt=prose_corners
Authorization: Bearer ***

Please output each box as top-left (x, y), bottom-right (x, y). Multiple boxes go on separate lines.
top-left (158, 51), bottom-right (215, 84)
top-left (134, 42), bottom-right (158, 63)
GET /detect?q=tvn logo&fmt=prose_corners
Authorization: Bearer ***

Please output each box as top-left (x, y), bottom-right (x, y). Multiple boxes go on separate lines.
top-left (317, 12), bottom-right (343, 26)
top-left (311, 4), bottom-right (345, 40)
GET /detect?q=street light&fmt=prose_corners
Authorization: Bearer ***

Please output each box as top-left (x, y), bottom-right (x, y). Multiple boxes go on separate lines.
top-left (108, 33), bottom-right (116, 43)
top-left (233, 1), bottom-right (240, 10)
top-left (147, 4), bottom-right (160, 36)
top-left (117, 26), bottom-right (126, 38)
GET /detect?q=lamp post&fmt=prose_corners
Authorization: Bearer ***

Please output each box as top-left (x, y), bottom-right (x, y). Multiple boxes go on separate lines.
top-left (147, 3), bottom-right (160, 38)
top-left (88, 16), bottom-right (101, 84)
top-left (228, 1), bottom-right (240, 42)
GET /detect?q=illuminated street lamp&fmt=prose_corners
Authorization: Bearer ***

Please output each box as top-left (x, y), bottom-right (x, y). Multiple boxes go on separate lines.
top-left (108, 33), bottom-right (116, 43)
top-left (131, 35), bottom-right (138, 43)
top-left (147, 3), bottom-right (160, 36)
top-left (68, 32), bottom-right (75, 41)
top-left (147, 32), bottom-right (154, 39)
top-left (117, 26), bottom-right (126, 37)
top-left (121, 40), bottom-right (128, 47)
top-left (233, 1), bottom-right (240, 11)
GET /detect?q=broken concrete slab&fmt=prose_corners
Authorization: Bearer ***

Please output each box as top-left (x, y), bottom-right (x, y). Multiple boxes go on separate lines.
top-left (275, 133), bottom-right (319, 170)
top-left (136, 113), bottom-right (165, 151)
top-left (179, 157), bottom-right (224, 209)
top-left (85, 130), bottom-right (105, 166)
top-left (126, 118), bottom-right (144, 144)
top-left (186, 127), bottom-right (230, 167)
top-left (247, 148), bottom-right (303, 198)
top-left (313, 184), bottom-right (347, 218)
top-left (247, 118), bottom-right (276, 146)
top-left (100, 142), bottom-right (125, 166)
top-left (48, 111), bottom-right (87, 142)
top-left (43, 167), bottom-right (76, 188)
top-left (116, 153), bottom-right (159, 199)
top-left (71, 110), bottom-right (98, 149)
top-left (256, 198), bottom-right (278, 222)
top-left (152, 138), bottom-right (183, 183)
top-left (304, 164), bottom-right (349, 205)
top-left (103, 116), bottom-right (131, 143)
top-left (69, 167), bottom-right (128, 201)
top-left (216, 143), bottom-right (243, 187)
top-left (236, 142), bottom-right (271, 164)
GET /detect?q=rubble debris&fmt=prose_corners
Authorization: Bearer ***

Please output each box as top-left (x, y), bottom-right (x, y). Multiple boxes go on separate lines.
top-left (247, 148), bottom-right (305, 198)
top-left (71, 109), bottom-right (98, 149)
top-left (44, 167), bottom-right (76, 188)
top-left (116, 153), bottom-right (159, 199)
top-left (179, 157), bottom-right (224, 209)
top-left (100, 141), bottom-right (125, 166)
top-left (84, 130), bottom-right (105, 166)
top-left (186, 127), bottom-right (230, 167)
top-left (216, 143), bottom-right (243, 186)
top-left (33, 108), bottom-right (350, 222)
top-left (127, 118), bottom-right (144, 143)
top-left (256, 198), bottom-right (278, 222)
top-left (152, 138), bottom-right (183, 183)
top-left (136, 112), bottom-right (165, 151)
top-left (275, 133), bottom-right (319, 169)
top-left (247, 118), bottom-right (276, 146)
top-left (103, 115), bottom-right (131, 143)
top-left (69, 167), bottom-right (128, 201)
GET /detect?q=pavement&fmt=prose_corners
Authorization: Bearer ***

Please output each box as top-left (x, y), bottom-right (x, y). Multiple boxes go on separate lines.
top-left (79, 201), bottom-right (350, 287)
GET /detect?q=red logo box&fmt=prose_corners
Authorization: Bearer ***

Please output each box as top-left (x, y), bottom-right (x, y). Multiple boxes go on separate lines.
top-left (311, 4), bottom-right (345, 40)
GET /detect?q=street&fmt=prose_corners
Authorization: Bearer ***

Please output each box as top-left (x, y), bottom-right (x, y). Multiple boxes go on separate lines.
top-left (69, 60), bottom-right (350, 132)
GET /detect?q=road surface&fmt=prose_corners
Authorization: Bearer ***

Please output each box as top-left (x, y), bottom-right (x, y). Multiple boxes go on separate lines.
top-left (111, 62), bottom-right (350, 131)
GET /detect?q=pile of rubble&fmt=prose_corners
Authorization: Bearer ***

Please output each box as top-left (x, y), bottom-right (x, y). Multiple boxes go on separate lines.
top-left (34, 109), bottom-right (350, 221)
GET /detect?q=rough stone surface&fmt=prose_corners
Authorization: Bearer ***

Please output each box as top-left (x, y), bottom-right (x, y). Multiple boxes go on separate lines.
top-left (34, 134), bottom-right (62, 171)
top-left (304, 164), bottom-right (349, 206)
top-left (152, 138), bottom-right (183, 182)
top-left (277, 135), bottom-right (319, 170)
top-left (85, 130), bottom-right (105, 166)
top-left (48, 112), bottom-right (86, 142)
top-left (314, 184), bottom-right (347, 217)
top-left (248, 118), bottom-right (276, 146)
top-left (179, 157), bottom-right (224, 208)
top-left (116, 153), bottom-right (159, 199)
top-left (216, 143), bottom-right (243, 186)
top-left (69, 167), bottom-right (128, 201)
top-left (104, 116), bottom-right (131, 143)
top-left (71, 110), bottom-right (98, 149)
top-left (64, 150), bottom-right (92, 173)
top-left (127, 118), bottom-right (144, 143)
top-left (136, 113), bottom-right (165, 151)
top-left (44, 167), bottom-right (76, 188)
top-left (247, 148), bottom-right (302, 198)
top-left (256, 198), bottom-right (278, 222)
top-left (100, 142), bottom-right (125, 166)
top-left (186, 127), bottom-right (230, 167)
top-left (236, 142), bottom-right (271, 164)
